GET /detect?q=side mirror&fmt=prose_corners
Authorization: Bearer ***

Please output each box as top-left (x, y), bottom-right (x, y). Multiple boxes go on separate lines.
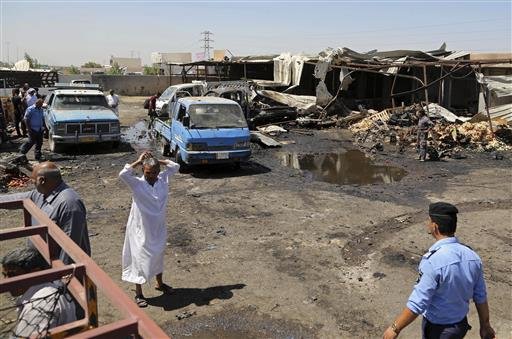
top-left (182, 116), bottom-right (190, 128)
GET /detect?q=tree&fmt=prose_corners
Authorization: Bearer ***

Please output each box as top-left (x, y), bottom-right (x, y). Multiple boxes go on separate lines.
top-left (108, 62), bottom-right (123, 75)
top-left (24, 53), bottom-right (40, 68)
top-left (68, 65), bottom-right (80, 74)
top-left (143, 65), bottom-right (159, 75)
top-left (82, 61), bottom-right (102, 68)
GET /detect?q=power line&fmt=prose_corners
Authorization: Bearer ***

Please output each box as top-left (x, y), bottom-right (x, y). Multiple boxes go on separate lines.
top-left (200, 30), bottom-right (214, 60)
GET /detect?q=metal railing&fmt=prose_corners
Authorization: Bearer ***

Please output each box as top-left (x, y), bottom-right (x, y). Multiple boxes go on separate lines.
top-left (0, 198), bottom-right (169, 338)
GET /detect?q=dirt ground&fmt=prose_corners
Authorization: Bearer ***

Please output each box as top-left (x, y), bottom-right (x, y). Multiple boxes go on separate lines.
top-left (0, 96), bottom-right (510, 339)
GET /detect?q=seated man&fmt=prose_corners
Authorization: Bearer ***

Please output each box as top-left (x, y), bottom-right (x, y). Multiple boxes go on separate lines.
top-left (2, 247), bottom-right (76, 337)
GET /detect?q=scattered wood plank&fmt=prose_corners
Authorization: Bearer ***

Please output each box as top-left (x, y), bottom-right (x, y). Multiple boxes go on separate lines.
top-left (250, 131), bottom-right (282, 148)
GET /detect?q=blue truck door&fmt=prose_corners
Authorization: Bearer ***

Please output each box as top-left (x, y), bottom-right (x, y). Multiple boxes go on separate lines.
top-left (171, 103), bottom-right (187, 152)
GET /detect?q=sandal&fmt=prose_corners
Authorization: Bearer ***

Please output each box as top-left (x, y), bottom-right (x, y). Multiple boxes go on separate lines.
top-left (155, 283), bottom-right (173, 294)
top-left (135, 295), bottom-right (148, 308)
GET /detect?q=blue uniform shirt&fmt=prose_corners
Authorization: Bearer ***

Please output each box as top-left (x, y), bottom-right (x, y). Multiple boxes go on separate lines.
top-left (406, 237), bottom-right (487, 324)
top-left (24, 104), bottom-right (44, 132)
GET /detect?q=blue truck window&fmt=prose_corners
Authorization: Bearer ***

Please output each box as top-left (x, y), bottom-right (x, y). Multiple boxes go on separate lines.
top-left (188, 104), bottom-right (247, 129)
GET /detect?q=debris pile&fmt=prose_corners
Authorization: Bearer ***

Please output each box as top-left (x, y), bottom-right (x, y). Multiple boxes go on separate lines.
top-left (431, 121), bottom-right (512, 151)
top-left (0, 155), bottom-right (32, 192)
top-left (348, 104), bottom-right (512, 153)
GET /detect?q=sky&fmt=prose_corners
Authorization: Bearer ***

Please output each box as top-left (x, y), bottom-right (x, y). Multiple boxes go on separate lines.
top-left (1, 0), bottom-right (511, 66)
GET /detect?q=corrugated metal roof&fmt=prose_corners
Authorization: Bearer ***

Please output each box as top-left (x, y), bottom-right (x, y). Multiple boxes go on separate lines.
top-left (443, 51), bottom-right (470, 60)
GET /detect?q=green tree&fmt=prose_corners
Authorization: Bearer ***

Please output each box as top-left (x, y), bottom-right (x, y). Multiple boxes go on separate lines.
top-left (143, 65), bottom-right (159, 75)
top-left (24, 53), bottom-right (40, 68)
top-left (68, 65), bottom-right (80, 74)
top-left (82, 61), bottom-right (102, 68)
top-left (108, 62), bottom-right (123, 75)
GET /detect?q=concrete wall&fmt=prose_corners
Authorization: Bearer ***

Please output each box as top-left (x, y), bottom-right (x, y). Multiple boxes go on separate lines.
top-left (59, 74), bottom-right (92, 83)
top-left (58, 74), bottom-right (188, 96)
top-left (91, 75), bottom-right (185, 95)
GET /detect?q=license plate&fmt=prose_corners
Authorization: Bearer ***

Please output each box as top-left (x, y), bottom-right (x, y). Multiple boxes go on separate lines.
top-left (216, 152), bottom-right (229, 159)
top-left (81, 137), bottom-right (96, 143)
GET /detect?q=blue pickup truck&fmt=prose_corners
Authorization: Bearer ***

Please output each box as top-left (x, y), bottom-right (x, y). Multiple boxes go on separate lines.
top-left (43, 83), bottom-right (121, 152)
top-left (152, 97), bottom-right (251, 170)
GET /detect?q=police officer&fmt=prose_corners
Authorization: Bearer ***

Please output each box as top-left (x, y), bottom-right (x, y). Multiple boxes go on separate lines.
top-left (383, 202), bottom-right (496, 339)
top-left (417, 109), bottom-right (434, 162)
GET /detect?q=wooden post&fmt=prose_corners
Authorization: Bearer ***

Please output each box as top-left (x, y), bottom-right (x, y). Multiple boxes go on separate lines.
top-left (423, 65), bottom-right (429, 113)
top-left (390, 71), bottom-right (399, 108)
top-left (438, 66), bottom-right (443, 105)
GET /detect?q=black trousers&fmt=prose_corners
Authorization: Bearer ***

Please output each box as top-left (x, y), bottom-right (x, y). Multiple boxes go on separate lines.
top-left (422, 317), bottom-right (471, 339)
top-left (14, 111), bottom-right (27, 136)
top-left (20, 129), bottom-right (43, 160)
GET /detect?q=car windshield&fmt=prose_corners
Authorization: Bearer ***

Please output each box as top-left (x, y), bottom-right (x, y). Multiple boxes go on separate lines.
top-left (159, 88), bottom-right (176, 101)
top-left (188, 104), bottom-right (247, 129)
top-left (53, 95), bottom-right (109, 110)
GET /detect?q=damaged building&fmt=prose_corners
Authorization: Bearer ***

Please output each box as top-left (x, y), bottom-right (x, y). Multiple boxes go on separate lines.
top-left (165, 44), bottom-right (511, 123)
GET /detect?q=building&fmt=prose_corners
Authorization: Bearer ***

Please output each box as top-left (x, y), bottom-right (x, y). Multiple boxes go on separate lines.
top-left (109, 57), bottom-right (142, 74)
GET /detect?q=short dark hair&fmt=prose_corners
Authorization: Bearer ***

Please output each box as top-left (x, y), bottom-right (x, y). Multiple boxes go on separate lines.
top-left (431, 215), bottom-right (457, 234)
top-left (2, 247), bottom-right (49, 272)
top-left (429, 202), bottom-right (458, 235)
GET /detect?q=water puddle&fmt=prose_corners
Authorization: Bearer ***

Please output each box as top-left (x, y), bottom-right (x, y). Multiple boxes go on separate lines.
top-left (121, 121), bottom-right (155, 150)
top-left (279, 150), bottom-right (407, 185)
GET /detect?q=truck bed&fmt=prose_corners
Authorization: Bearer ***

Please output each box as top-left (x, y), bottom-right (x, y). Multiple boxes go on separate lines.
top-left (153, 118), bottom-right (172, 142)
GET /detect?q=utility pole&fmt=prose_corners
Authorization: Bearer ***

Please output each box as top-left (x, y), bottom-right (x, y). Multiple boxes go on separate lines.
top-left (5, 41), bottom-right (10, 64)
top-left (200, 31), bottom-right (214, 60)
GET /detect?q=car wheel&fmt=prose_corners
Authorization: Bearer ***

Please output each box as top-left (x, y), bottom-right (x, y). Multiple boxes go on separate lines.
top-left (160, 139), bottom-right (170, 156)
top-left (49, 132), bottom-right (64, 153)
top-left (175, 149), bottom-right (188, 172)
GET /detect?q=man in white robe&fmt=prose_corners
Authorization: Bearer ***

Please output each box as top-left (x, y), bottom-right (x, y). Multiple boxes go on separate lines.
top-left (119, 151), bottom-right (179, 307)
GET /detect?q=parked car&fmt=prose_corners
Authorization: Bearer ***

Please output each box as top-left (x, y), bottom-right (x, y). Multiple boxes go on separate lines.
top-left (152, 97), bottom-right (251, 170)
top-left (70, 79), bottom-right (92, 84)
top-left (155, 82), bottom-right (205, 117)
top-left (43, 83), bottom-right (121, 152)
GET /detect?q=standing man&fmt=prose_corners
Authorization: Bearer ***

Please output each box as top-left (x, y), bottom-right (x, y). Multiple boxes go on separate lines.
top-left (0, 162), bottom-right (91, 264)
top-left (106, 89), bottom-right (120, 116)
top-left (12, 88), bottom-right (27, 137)
top-left (25, 88), bottom-right (37, 108)
top-left (383, 202), bottom-right (495, 339)
top-left (119, 151), bottom-right (179, 307)
top-left (2, 246), bottom-right (76, 337)
top-left (20, 98), bottom-right (45, 161)
top-left (417, 109), bottom-right (434, 162)
top-left (147, 92), bottom-right (161, 128)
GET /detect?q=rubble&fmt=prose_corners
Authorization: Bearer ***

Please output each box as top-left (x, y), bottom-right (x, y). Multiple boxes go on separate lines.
top-left (348, 104), bottom-right (512, 155)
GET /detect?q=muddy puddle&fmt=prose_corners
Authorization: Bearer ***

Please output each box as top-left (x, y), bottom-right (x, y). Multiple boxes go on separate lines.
top-left (279, 150), bottom-right (407, 185)
top-left (121, 121), bottom-right (156, 150)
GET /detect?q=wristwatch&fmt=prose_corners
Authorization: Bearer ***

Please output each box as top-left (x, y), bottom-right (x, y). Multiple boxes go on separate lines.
top-left (391, 322), bottom-right (400, 335)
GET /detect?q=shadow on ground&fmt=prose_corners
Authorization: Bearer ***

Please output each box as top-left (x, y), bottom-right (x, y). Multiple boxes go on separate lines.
top-left (189, 161), bottom-right (271, 179)
top-left (146, 283), bottom-right (246, 311)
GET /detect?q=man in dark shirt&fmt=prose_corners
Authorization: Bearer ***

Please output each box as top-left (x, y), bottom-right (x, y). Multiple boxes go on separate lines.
top-left (147, 92), bottom-right (161, 128)
top-left (12, 88), bottom-right (27, 137)
top-left (417, 109), bottom-right (434, 162)
top-left (148, 92), bottom-right (161, 116)
top-left (0, 162), bottom-right (91, 264)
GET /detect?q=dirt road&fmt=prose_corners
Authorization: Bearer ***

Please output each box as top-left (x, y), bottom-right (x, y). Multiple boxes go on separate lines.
top-left (1, 96), bottom-right (510, 338)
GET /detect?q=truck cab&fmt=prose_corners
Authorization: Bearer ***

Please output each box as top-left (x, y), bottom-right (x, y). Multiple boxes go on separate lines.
top-left (43, 83), bottom-right (121, 152)
top-left (154, 97), bottom-right (251, 168)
